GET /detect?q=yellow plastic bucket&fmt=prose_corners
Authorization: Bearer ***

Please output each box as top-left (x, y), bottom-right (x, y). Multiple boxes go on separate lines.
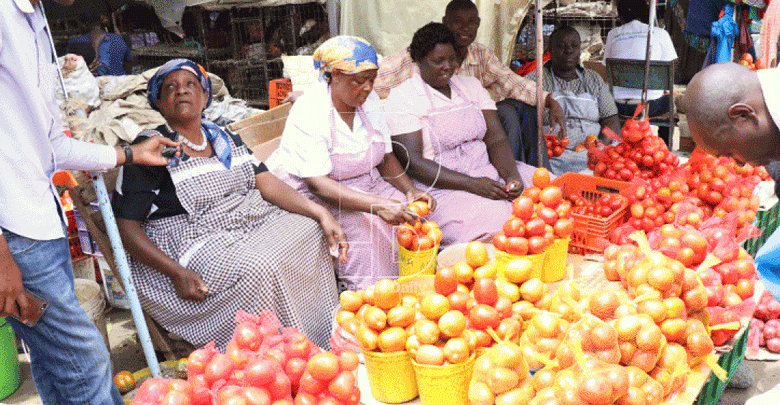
top-left (495, 250), bottom-right (544, 280)
top-left (542, 237), bottom-right (569, 282)
top-left (412, 353), bottom-right (476, 405)
top-left (362, 349), bottom-right (418, 403)
top-left (398, 243), bottom-right (438, 277)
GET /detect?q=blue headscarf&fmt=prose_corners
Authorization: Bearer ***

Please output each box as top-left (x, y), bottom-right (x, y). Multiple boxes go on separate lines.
top-left (147, 59), bottom-right (232, 169)
top-left (312, 36), bottom-right (378, 81)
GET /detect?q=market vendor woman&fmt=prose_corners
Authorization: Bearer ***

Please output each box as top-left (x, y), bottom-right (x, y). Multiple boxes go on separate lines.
top-left (266, 36), bottom-right (435, 290)
top-left (385, 23), bottom-right (536, 248)
top-left (526, 26), bottom-right (620, 175)
top-left (114, 59), bottom-right (346, 349)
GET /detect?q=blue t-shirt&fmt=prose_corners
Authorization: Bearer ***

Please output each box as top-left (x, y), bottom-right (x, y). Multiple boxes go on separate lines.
top-left (67, 32), bottom-right (132, 76)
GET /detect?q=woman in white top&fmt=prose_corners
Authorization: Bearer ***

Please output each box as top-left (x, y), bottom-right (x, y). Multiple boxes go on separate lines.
top-left (267, 36), bottom-right (435, 289)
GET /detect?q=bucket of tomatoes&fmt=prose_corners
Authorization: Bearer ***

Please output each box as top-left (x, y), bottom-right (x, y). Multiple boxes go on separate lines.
top-left (397, 202), bottom-right (442, 277)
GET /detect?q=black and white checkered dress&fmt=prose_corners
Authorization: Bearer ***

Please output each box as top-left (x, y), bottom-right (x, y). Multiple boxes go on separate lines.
top-left (118, 128), bottom-right (338, 350)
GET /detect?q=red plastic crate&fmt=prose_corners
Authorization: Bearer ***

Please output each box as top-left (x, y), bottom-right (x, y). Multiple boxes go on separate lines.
top-left (66, 210), bottom-right (77, 235)
top-left (551, 173), bottom-right (632, 255)
top-left (69, 236), bottom-right (87, 261)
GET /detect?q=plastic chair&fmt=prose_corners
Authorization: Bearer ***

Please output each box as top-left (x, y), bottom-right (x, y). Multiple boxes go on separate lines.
top-left (604, 58), bottom-right (678, 136)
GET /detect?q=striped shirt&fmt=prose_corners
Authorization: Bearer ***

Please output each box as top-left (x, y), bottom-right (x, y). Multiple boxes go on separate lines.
top-left (374, 41), bottom-right (548, 105)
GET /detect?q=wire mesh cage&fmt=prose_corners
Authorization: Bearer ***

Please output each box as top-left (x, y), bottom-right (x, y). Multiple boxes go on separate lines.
top-left (514, 0), bottom-right (618, 62)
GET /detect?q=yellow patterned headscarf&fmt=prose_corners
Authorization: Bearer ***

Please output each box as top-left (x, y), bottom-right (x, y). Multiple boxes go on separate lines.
top-left (313, 36), bottom-right (378, 80)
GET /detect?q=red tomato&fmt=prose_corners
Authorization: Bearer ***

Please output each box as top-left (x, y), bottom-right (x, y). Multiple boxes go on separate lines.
top-left (553, 218), bottom-right (574, 238)
top-left (244, 388), bottom-right (272, 405)
top-left (469, 304), bottom-right (500, 330)
top-left (235, 323), bottom-right (262, 350)
top-left (528, 236), bottom-right (547, 255)
top-left (268, 372), bottom-right (292, 400)
top-left (473, 278), bottom-right (498, 306)
top-left (327, 371), bottom-right (356, 401)
top-left (285, 358), bottom-right (308, 386)
top-left (492, 232), bottom-right (508, 252)
top-left (503, 216), bottom-right (526, 237)
top-left (205, 354), bottom-right (234, 385)
top-left (505, 237), bottom-right (529, 256)
top-left (525, 218), bottom-right (546, 237)
top-left (298, 372), bottom-right (328, 395)
top-left (512, 197), bottom-right (535, 220)
top-left (244, 358), bottom-right (277, 388)
top-left (294, 393), bottom-right (318, 405)
top-left (187, 349), bottom-right (213, 376)
top-left (539, 186), bottom-right (563, 208)
top-left (537, 206), bottom-right (558, 226)
top-left (435, 266), bottom-right (459, 295)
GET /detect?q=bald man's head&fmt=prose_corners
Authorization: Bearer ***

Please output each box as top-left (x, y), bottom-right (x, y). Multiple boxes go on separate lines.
top-left (682, 63), bottom-right (780, 166)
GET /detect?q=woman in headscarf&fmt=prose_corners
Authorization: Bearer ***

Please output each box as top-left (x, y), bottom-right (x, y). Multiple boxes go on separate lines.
top-left (384, 23), bottom-right (538, 248)
top-left (113, 59), bottom-right (346, 349)
top-left (266, 36), bottom-right (435, 290)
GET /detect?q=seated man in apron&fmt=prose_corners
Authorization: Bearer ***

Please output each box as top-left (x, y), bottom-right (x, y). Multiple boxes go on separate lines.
top-left (527, 26), bottom-right (621, 175)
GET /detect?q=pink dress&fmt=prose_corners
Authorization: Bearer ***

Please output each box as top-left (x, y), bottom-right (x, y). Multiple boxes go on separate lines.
top-left (267, 85), bottom-right (405, 290)
top-left (386, 75), bottom-right (538, 248)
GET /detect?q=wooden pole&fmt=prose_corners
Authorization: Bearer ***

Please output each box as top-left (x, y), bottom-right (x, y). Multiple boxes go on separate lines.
top-left (536, 0), bottom-right (545, 167)
top-left (641, 0), bottom-right (658, 120)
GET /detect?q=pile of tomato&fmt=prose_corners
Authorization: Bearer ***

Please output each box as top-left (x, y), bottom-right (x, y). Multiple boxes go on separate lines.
top-left (493, 169), bottom-right (574, 256)
top-left (397, 202), bottom-right (442, 252)
top-left (567, 192), bottom-right (627, 219)
top-left (588, 110), bottom-right (680, 182)
top-left (545, 133), bottom-right (569, 158)
top-left (130, 311), bottom-right (360, 405)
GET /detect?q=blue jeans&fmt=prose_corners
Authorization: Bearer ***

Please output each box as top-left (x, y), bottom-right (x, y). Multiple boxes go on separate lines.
top-left (2, 226), bottom-right (122, 405)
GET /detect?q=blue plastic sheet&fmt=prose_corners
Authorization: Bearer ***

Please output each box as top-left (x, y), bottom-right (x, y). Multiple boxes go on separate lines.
top-left (755, 225), bottom-right (780, 301)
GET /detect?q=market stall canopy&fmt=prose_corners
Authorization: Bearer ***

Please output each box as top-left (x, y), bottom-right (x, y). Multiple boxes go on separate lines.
top-left (339, 0), bottom-right (552, 65)
top-left (140, 0), bottom-right (324, 37)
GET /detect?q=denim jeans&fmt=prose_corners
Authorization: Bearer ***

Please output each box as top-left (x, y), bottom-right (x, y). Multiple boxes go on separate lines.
top-left (496, 98), bottom-right (550, 169)
top-left (2, 226), bottom-right (122, 405)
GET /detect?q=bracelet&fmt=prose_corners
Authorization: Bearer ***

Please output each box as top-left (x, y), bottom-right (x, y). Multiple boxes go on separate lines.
top-left (123, 145), bottom-right (133, 165)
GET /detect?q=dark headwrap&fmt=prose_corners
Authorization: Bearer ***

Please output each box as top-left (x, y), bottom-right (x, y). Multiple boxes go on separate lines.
top-left (147, 59), bottom-right (232, 168)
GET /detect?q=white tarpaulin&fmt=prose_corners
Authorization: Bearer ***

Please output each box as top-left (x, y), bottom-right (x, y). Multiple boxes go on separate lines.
top-left (339, 0), bottom-right (551, 65)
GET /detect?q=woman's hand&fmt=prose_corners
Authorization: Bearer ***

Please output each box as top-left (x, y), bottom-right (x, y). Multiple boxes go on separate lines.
top-left (469, 177), bottom-right (509, 200)
top-left (504, 179), bottom-right (524, 200)
top-left (545, 95), bottom-right (567, 140)
top-left (171, 268), bottom-right (209, 302)
top-left (374, 202), bottom-right (420, 225)
top-left (317, 210), bottom-right (349, 263)
top-left (406, 188), bottom-right (437, 213)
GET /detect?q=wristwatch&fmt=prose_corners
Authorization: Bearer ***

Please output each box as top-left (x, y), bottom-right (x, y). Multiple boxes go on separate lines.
top-left (123, 145), bottom-right (133, 165)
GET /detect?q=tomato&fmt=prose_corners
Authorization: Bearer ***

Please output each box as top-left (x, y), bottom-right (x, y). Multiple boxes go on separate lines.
top-left (307, 352), bottom-right (340, 381)
top-left (397, 226), bottom-right (415, 250)
top-left (244, 358), bottom-right (277, 387)
top-left (416, 344), bottom-right (445, 365)
top-left (532, 168), bottom-right (551, 188)
top-left (512, 196), bottom-right (535, 220)
top-left (363, 306), bottom-right (387, 331)
top-left (438, 310), bottom-right (467, 338)
top-left (205, 353), bottom-right (234, 385)
top-left (434, 266), bottom-right (459, 296)
top-left (528, 236), bottom-right (547, 255)
top-left (338, 291), bottom-right (362, 313)
top-left (505, 237), bottom-right (529, 256)
top-left (453, 261), bottom-right (474, 284)
top-left (387, 305), bottom-right (416, 328)
top-left (539, 186), bottom-right (563, 208)
top-left (162, 390), bottom-right (192, 405)
top-left (285, 357), bottom-right (308, 387)
top-left (492, 232), bottom-right (508, 252)
top-left (414, 319), bottom-right (441, 345)
top-left (420, 293), bottom-right (450, 320)
top-left (469, 304), bottom-right (500, 330)
top-left (377, 327), bottom-right (407, 352)
top-left (525, 218), bottom-right (546, 237)
top-left (373, 279), bottom-right (401, 310)
top-left (187, 349), bottom-right (213, 376)
top-left (523, 186), bottom-right (541, 203)
top-left (234, 323), bottom-right (262, 351)
top-left (327, 370), bottom-right (356, 401)
top-left (537, 206), bottom-right (558, 226)
top-left (294, 393), bottom-right (318, 405)
top-left (408, 201), bottom-right (430, 217)
top-left (503, 216), bottom-right (526, 237)
top-left (113, 371), bottom-right (135, 394)
top-left (443, 337), bottom-right (471, 364)
top-left (473, 278), bottom-right (498, 306)
top-left (465, 241), bottom-right (490, 268)
top-left (553, 218), bottom-right (573, 239)
top-left (298, 372), bottom-right (327, 395)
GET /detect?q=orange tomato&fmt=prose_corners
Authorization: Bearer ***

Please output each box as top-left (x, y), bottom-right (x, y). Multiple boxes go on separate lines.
top-left (465, 241), bottom-right (490, 268)
top-left (416, 344), bottom-right (445, 365)
top-left (512, 196), bottom-right (535, 220)
top-left (503, 258), bottom-right (533, 285)
top-left (377, 327), bottom-right (407, 352)
top-left (532, 168), bottom-right (551, 188)
top-left (442, 337), bottom-right (471, 364)
top-left (741, 53), bottom-right (753, 64)
top-left (417, 235), bottom-right (435, 251)
top-left (307, 352), bottom-right (340, 380)
top-left (519, 278), bottom-right (546, 303)
top-left (539, 186), bottom-right (563, 209)
top-left (408, 201), bottom-right (430, 217)
top-left (373, 279), bottom-right (401, 310)
top-left (339, 290), bottom-right (363, 312)
top-left (414, 319), bottom-right (440, 345)
top-left (453, 261), bottom-right (475, 284)
top-left (363, 306), bottom-right (387, 331)
top-left (113, 371), bottom-right (135, 394)
top-left (438, 310), bottom-right (467, 338)
top-left (523, 186), bottom-right (542, 203)
top-left (420, 293), bottom-right (450, 320)
top-left (435, 267), bottom-right (459, 296)
top-left (387, 305), bottom-right (416, 328)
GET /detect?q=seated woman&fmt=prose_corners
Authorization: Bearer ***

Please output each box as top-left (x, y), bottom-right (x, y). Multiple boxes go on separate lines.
top-left (385, 23), bottom-right (538, 248)
top-left (526, 26), bottom-right (620, 175)
top-left (114, 59), bottom-right (347, 350)
top-left (266, 37), bottom-right (435, 290)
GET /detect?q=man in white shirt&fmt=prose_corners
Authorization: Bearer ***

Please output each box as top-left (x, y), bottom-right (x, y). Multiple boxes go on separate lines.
top-left (604, 0), bottom-right (677, 144)
top-left (683, 62), bottom-right (780, 405)
top-left (0, 1), bottom-right (177, 403)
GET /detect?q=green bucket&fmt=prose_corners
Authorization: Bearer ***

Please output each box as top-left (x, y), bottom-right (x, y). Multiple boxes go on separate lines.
top-left (0, 317), bottom-right (21, 400)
